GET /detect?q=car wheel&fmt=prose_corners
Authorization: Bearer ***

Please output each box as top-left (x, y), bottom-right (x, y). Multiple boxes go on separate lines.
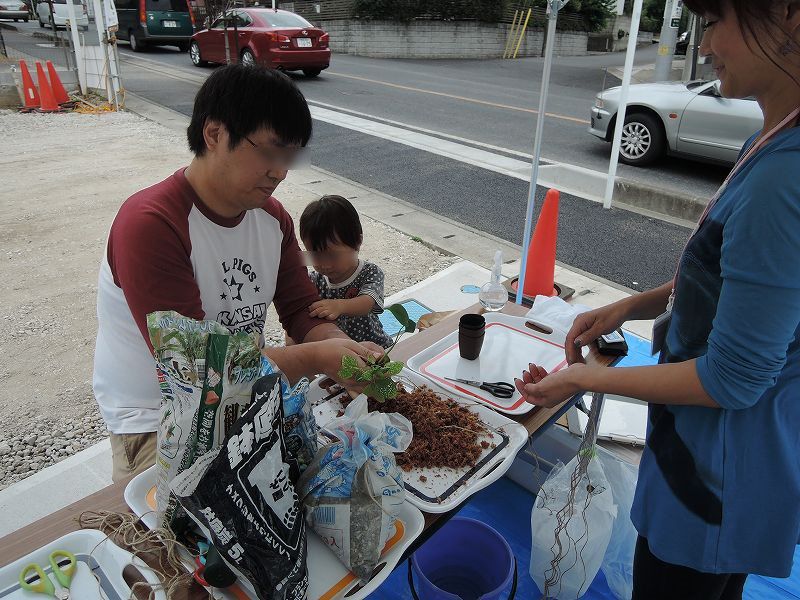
top-left (130, 30), bottom-right (146, 52)
top-left (177, 41), bottom-right (190, 52)
top-left (189, 41), bottom-right (207, 66)
top-left (303, 68), bottom-right (321, 78)
top-left (23, 17), bottom-right (28, 21)
top-left (618, 112), bottom-right (665, 167)
top-left (240, 48), bottom-right (256, 66)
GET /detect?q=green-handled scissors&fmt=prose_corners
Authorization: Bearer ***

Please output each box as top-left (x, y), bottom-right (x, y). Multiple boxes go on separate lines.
top-left (19, 550), bottom-right (76, 599)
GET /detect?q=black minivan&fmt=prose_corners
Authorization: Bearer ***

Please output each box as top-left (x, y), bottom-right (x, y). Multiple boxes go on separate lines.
top-left (115, 0), bottom-right (193, 52)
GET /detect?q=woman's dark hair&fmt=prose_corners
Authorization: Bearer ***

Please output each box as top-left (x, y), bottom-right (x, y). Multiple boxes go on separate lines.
top-left (299, 195), bottom-right (363, 252)
top-left (187, 64), bottom-right (312, 156)
top-left (683, 0), bottom-right (799, 72)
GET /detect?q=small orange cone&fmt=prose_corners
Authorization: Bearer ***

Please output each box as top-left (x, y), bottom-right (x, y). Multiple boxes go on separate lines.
top-left (35, 62), bottom-right (60, 112)
top-left (45, 61), bottom-right (69, 104)
top-left (19, 60), bottom-right (40, 109)
top-left (522, 188), bottom-right (560, 298)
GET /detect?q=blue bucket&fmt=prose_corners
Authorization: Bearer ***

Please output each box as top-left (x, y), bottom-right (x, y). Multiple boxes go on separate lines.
top-left (409, 517), bottom-right (517, 600)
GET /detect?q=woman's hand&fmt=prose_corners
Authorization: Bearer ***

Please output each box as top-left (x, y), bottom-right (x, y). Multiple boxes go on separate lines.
top-left (514, 362), bottom-right (588, 408)
top-left (565, 302), bottom-right (630, 364)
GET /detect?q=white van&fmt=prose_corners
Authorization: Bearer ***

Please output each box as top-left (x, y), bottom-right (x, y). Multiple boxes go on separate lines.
top-left (36, 0), bottom-right (89, 28)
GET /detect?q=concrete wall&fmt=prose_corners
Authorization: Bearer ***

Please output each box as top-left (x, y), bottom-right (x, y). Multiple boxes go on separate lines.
top-left (319, 20), bottom-right (589, 59)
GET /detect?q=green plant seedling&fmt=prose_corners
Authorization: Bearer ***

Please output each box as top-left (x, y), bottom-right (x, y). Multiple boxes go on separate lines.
top-left (337, 304), bottom-right (416, 402)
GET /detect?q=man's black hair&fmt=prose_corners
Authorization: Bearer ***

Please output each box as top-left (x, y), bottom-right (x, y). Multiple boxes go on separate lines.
top-left (187, 64), bottom-right (312, 156)
top-left (299, 195), bottom-right (363, 252)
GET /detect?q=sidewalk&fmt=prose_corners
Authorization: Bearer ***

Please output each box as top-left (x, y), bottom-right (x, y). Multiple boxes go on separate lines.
top-left (0, 99), bottom-right (649, 535)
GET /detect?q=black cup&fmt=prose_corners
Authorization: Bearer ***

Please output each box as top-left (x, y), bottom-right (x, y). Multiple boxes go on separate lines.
top-left (459, 314), bottom-right (486, 360)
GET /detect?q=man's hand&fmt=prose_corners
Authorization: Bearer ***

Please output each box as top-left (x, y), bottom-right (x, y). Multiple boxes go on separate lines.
top-left (309, 299), bottom-right (343, 320)
top-left (514, 362), bottom-right (588, 408)
top-left (306, 338), bottom-right (383, 388)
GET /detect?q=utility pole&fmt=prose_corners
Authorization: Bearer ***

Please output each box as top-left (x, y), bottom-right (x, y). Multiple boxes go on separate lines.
top-left (653, 0), bottom-right (683, 81)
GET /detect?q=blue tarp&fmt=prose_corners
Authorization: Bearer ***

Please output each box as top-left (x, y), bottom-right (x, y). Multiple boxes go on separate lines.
top-left (368, 329), bottom-right (800, 599)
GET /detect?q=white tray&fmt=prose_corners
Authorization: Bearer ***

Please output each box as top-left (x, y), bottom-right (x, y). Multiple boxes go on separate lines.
top-left (309, 369), bottom-right (529, 514)
top-left (0, 529), bottom-right (164, 600)
top-left (124, 465), bottom-right (424, 600)
top-left (406, 313), bottom-right (569, 415)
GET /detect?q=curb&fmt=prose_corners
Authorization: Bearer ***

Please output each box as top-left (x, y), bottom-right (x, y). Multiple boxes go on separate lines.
top-left (537, 160), bottom-right (704, 223)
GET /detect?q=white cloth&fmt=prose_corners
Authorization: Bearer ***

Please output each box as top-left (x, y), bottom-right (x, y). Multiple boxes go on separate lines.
top-left (525, 295), bottom-right (590, 338)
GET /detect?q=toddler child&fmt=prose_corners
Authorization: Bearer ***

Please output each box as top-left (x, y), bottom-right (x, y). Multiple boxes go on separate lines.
top-left (299, 195), bottom-right (393, 349)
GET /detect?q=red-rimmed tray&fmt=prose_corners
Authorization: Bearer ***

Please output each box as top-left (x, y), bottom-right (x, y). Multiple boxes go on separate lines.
top-left (406, 313), bottom-right (569, 415)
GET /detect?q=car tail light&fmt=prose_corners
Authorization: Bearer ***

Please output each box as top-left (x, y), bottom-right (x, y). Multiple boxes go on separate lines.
top-left (319, 32), bottom-right (329, 47)
top-left (139, 0), bottom-right (145, 23)
top-left (265, 32), bottom-right (291, 43)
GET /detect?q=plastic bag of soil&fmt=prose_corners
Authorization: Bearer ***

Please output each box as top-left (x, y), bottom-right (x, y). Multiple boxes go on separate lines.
top-left (148, 311), bottom-right (262, 531)
top-left (297, 395), bottom-right (412, 581)
top-left (171, 373), bottom-right (309, 600)
top-left (258, 357), bottom-right (318, 482)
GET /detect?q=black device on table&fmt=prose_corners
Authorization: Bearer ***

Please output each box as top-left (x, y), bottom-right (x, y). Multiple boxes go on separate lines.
top-left (596, 329), bottom-right (628, 357)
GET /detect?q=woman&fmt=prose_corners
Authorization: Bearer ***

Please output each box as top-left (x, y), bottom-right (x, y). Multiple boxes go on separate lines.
top-left (515, 2), bottom-right (800, 598)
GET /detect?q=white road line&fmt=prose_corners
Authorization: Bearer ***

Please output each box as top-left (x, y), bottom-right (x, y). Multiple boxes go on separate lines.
top-left (309, 104), bottom-right (535, 182)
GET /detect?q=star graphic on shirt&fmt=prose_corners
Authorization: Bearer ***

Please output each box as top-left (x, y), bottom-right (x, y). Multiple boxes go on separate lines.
top-left (254, 285), bottom-right (261, 293)
top-left (224, 275), bottom-right (244, 301)
top-left (220, 292), bottom-right (227, 300)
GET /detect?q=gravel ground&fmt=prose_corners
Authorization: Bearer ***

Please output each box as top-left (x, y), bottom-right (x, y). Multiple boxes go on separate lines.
top-left (0, 110), bottom-right (455, 490)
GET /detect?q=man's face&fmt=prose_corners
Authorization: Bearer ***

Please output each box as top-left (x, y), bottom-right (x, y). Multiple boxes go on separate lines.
top-left (213, 126), bottom-right (304, 212)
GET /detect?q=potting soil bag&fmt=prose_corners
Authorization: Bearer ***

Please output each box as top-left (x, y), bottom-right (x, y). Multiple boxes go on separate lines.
top-left (171, 374), bottom-right (309, 600)
top-left (530, 453), bottom-right (617, 599)
top-left (147, 311), bottom-right (262, 531)
top-left (297, 395), bottom-right (412, 581)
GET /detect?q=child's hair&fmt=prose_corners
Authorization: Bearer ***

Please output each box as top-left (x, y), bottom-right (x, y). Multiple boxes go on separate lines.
top-left (299, 195), bottom-right (363, 252)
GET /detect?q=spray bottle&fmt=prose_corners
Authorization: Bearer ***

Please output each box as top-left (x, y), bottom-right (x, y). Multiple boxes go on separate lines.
top-left (479, 250), bottom-right (508, 312)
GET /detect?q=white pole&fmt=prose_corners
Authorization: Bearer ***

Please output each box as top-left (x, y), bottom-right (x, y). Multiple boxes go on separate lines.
top-left (515, 0), bottom-right (565, 305)
top-left (602, 0), bottom-right (643, 209)
top-left (92, 0), bottom-right (112, 102)
top-left (64, 0), bottom-right (87, 94)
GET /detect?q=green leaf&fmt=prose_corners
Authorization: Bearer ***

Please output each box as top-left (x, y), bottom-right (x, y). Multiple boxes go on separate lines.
top-left (387, 304), bottom-right (416, 333)
top-left (384, 361), bottom-right (404, 376)
top-left (371, 377), bottom-right (399, 402)
top-left (363, 382), bottom-right (378, 400)
top-left (357, 370), bottom-right (373, 382)
top-left (338, 355), bottom-right (359, 379)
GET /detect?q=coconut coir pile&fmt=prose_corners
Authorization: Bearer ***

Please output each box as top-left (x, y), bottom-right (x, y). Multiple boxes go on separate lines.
top-left (347, 385), bottom-right (488, 471)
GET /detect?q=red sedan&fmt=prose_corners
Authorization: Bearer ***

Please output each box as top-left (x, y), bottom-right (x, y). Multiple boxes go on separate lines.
top-left (189, 8), bottom-right (330, 77)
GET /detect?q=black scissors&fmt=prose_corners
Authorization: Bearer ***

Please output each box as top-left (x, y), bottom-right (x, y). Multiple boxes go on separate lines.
top-left (444, 377), bottom-right (515, 398)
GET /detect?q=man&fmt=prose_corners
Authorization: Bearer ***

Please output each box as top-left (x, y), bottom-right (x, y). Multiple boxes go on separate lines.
top-left (93, 65), bottom-right (379, 482)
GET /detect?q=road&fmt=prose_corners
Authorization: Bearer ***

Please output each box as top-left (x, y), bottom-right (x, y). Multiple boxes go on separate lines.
top-left (3, 21), bottom-right (712, 290)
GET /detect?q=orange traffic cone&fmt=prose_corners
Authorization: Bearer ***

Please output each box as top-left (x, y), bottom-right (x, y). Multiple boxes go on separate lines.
top-left (522, 188), bottom-right (560, 298)
top-left (35, 62), bottom-right (60, 112)
top-left (45, 61), bottom-right (69, 104)
top-left (19, 60), bottom-right (40, 109)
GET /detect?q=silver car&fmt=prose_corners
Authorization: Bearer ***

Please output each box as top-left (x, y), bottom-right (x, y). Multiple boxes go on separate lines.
top-left (589, 80), bottom-right (763, 167)
top-left (0, 0), bottom-right (29, 21)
